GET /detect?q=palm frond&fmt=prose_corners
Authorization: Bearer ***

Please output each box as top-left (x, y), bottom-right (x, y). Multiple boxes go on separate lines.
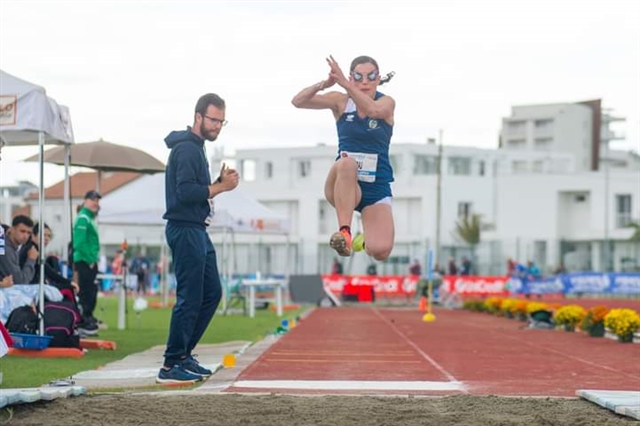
top-left (454, 213), bottom-right (481, 246)
top-left (627, 222), bottom-right (640, 242)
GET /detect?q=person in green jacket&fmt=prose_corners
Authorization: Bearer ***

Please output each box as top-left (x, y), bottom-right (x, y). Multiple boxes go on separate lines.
top-left (73, 190), bottom-right (101, 334)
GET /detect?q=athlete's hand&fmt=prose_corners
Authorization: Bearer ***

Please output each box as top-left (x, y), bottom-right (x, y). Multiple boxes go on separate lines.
top-left (326, 55), bottom-right (348, 88)
top-left (320, 74), bottom-right (336, 90)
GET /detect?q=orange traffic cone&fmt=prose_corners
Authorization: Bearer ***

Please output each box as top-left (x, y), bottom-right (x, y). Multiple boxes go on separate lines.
top-left (418, 296), bottom-right (427, 312)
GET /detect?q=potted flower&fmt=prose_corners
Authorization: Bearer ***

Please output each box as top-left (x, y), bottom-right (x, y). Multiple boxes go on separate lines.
top-left (604, 308), bottom-right (640, 343)
top-left (580, 305), bottom-right (609, 337)
top-left (554, 304), bottom-right (586, 332)
top-left (483, 297), bottom-right (503, 315)
top-left (500, 298), bottom-right (517, 318)
top-left (526, 301), bottom-right (552, 324)
top-left (512, 300), bottom-right (528, 321)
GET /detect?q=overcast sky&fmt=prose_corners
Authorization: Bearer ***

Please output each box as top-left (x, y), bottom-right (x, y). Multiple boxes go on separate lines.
top-left (1, 0), bottom-right (639, 187)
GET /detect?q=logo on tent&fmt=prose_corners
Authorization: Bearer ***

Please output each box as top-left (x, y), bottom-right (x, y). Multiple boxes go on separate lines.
top-left (0, 96), bottom-right (17, 126)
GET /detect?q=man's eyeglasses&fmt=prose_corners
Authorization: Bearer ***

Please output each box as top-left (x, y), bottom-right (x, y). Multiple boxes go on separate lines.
top-left (204, 115), bottom-right (228, 127)
top-left (351, 70), bottom-right (379, 82)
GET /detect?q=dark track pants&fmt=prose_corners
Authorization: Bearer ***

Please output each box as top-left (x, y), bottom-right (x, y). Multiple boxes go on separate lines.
top-left (75, 261), bottom-right (98, 321)
top-left (163, 223), bottom-right (222, 366)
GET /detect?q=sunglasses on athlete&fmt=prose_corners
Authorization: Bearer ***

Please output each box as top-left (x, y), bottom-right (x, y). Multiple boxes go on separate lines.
top-left (351, 70), bottom-right (379, 82)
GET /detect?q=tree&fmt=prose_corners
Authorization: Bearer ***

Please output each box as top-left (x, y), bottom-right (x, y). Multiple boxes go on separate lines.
top-left (627, 222), bottom-right (640, 242)
top-left (454, 213), bottom-right (482, 274)
top-left (454, 213), bottom-right (481, 246)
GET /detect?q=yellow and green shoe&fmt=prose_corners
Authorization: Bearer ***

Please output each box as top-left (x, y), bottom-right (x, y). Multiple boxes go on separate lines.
top-left (352, 233), bottom-right (365, 253)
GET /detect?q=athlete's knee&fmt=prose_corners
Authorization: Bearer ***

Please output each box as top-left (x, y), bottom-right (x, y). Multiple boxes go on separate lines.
top-left (366, 242), bottom-right (393, 262)
top-left (335, 157), bottom-right (358, 176)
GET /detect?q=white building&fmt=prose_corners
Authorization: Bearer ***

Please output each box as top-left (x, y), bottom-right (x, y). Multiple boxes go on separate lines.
top-left (4, 99), bottom-right (638, 277)
top-left (209, 99), bottom-right (639, 276)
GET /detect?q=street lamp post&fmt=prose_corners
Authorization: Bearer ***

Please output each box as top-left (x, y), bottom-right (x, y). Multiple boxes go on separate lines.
top-left (435, 129), bottom-right (443, 269)
top-left (603, 139), bottom-right (610, 272)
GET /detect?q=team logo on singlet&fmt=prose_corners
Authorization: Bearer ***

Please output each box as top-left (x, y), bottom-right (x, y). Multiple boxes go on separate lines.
top-left (368, 119), bottom-right (378, 129)
top-left (346, 114), bottom-right (354, 122)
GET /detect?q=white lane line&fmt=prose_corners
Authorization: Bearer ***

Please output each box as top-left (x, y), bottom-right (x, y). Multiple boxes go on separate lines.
top-left (232, 380), bottom-right (466, 391)
top-left (372, 308), bottom-right (468, 393)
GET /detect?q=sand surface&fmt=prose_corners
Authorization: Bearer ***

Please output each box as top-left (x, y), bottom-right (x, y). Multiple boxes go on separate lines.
top-left (6, 393), bottom-right (636, 425)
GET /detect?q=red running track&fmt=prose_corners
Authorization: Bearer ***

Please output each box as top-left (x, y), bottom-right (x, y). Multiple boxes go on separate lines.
top-left (226, 307), bottom-right (640, 396)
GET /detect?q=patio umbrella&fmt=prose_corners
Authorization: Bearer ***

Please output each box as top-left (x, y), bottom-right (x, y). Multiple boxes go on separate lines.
top-left (25, 139), bottom-right (165, 191)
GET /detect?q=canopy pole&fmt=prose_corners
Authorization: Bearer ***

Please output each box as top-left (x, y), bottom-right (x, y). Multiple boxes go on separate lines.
top-left (38, 132), bottom-right (46, 335)
top-left (62, 144), bottom-right (71, 277)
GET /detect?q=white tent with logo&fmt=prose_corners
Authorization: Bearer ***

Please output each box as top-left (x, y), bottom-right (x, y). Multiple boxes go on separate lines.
top-left (0, 69), bottom-right (75, 335)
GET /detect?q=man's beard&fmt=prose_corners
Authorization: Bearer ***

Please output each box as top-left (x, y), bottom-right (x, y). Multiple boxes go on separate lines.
top-left (199, 122), bottom-right (219, 142)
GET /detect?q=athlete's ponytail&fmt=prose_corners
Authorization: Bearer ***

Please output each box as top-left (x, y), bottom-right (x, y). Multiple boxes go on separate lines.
top-left (378, 71), bottom-right (395, 86)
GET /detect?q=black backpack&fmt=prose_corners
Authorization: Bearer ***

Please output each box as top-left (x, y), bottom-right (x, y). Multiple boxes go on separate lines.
top-left (5, 305), bottom-right (38, 334)
top-left (44, 300), bottom-right (81, 348)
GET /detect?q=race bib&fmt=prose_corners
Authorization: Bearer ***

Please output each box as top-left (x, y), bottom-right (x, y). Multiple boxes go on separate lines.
top-left (205, 199), bottom-right (215, 226)
top-left (340, 151), bottom-right (378, 183)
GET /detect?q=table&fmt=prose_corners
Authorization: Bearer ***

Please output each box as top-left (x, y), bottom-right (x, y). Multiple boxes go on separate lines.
top-left (97, 273), bottom-right (126, 330)
top-left (241, 278), bottom-right (285, 318)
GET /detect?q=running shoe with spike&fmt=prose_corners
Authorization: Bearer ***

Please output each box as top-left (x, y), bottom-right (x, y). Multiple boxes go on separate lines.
top-left (352, 233), bottom-right (365, 253)
top-left (330, 229), bottom-right (352, 257)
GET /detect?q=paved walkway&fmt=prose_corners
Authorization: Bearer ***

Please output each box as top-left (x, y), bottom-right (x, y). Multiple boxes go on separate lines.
top-left (72, 340), bottom-right (253, 389)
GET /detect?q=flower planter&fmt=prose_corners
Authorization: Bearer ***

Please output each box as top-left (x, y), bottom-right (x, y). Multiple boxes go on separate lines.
top-left (618, 333), bottom-right (634, 343)
top-left (587, 322), bottom-right (605, 337)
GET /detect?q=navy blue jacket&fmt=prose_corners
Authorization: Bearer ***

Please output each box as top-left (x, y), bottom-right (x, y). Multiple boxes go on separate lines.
top-left (163, 128), bottom-right (212, 228)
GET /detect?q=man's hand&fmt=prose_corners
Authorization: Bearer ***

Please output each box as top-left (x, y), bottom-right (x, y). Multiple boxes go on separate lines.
top-left (0, 275), bottom-right (13, 288)
top-left (27, 246), bottom-right (38, 261)
top-left (70, 281), bottom-right (80, 293)
top-left (219, 163), bottom-right (240, 191)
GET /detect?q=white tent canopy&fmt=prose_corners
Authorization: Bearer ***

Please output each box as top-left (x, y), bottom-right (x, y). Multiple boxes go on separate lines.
top-left (97, 173), bottom-right (291, 310)
top-left (0, 70), bottom-right (74, 145)
top-left (98, 173), bottom-right (290, 234)
top-left (0, 69), bottom-right (75, 335)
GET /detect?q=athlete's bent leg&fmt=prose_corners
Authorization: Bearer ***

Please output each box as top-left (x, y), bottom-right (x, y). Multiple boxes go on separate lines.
top-left (324, 158), bottom-right (362, 256)
top-left (324, 157), bottom-right (361, 226)
top-left (361, 203), bottom-right (394, 261)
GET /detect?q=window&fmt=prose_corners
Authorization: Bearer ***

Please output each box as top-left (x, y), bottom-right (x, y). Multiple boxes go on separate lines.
top-left (534, 137), bottom-right (553, 149)
top-left (616, 194), bottom-right (632, 228)
top-left (390, 155), bottom-right (401, 174)
top-left (448, 157), bottom-right (471, 175)
top-left (478, 161), bottom-right (485, 176)
top-left (507, 139), bottom-right (526, 149)
top-left (532, 160), bottom-right (544, 173)
top-left (241, 159), bottom-right (256, 182)
top-left (507, 120), bottom-right (526, 135)
top-left (318, 201), bottom-right (327, 234)
top-left (413, 155), bottom-right (438, 175)
top-left (265, 161), bottom-right (273, 179)
top-left (534, 119), bottom-right (554, 132)
top-left (512, 161), bottom-right (528, 173)
top-left (458, 202), bottom-right (472, 219)
top-left (298, 160), bottom-right (311, 178)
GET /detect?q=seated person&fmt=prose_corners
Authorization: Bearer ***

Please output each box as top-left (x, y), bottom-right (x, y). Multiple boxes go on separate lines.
top-left (0, 283), bottom-right (63, 324)
top-left (0, 215), bottom-right (37, 284)
top-left (19, 223), bottom-right (79, 299)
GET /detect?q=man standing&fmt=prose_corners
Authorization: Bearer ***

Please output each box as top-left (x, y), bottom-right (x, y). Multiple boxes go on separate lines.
top-left (0, 215), bottom-right (38, 284)
top-left (73, 190), bottom-right (101, 335)
top-left (157, 93), bottom-right (239, 384)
